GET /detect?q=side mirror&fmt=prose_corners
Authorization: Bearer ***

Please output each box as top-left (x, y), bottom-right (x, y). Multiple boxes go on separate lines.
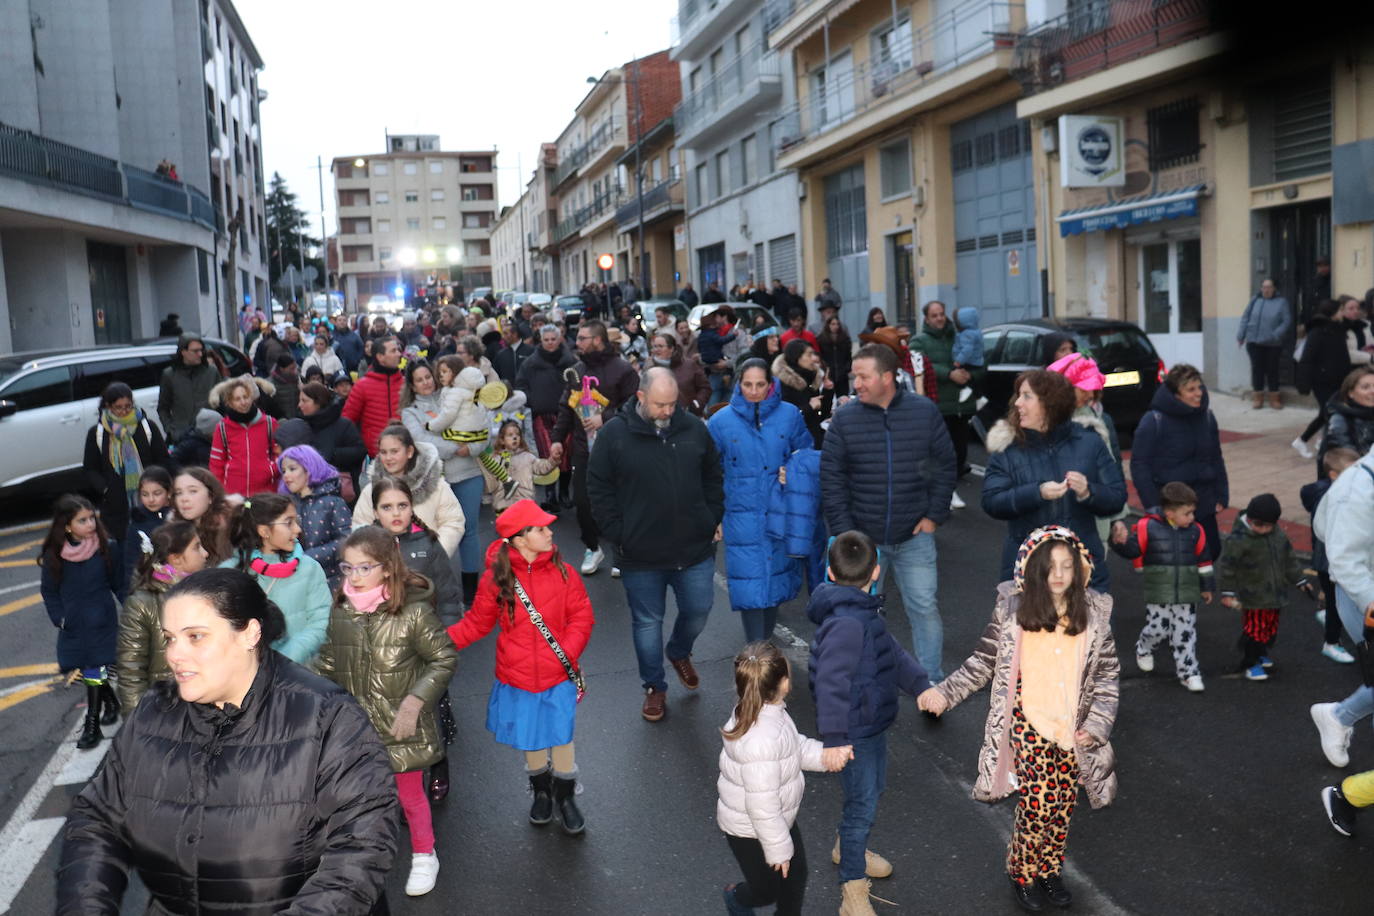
top-left (0, 400), bottom-right (17, 418)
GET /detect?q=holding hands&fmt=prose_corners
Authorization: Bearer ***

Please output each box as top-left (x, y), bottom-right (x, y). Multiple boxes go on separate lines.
top-left (549, 442), bottom-right (564, 461)
top-left (916, 687), bottom-right (947, 716)
top-left (821, 745), bottom-right (854, 772)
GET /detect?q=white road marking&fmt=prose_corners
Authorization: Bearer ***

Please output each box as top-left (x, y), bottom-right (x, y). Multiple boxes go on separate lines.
top-left (53, 721), bottom-right (119, 786)
top-left (0, 582), bottom-right (39, 598)
top-left (0, 818), bottom-right (64, 913)
top-left (0, 678), bottom-right (52, 700)
top-left (0, 715), bottom-right (83, 913)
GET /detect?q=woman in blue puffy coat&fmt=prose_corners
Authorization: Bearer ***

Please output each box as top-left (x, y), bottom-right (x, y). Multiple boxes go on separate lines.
top-left (982, 370), bottom-right (1126, 590)
top-left (709, 359), bottom-right (815, 642)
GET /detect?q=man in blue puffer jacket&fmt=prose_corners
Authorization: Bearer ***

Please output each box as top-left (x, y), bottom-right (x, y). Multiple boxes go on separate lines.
top-left (821, 343), bottom-right (957, 680)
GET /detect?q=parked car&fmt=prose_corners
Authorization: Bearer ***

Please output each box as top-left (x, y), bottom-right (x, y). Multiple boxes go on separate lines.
top-left (0, 338), bottom-right (247, 494)
top-left (686, 303), bottom-right (779, 334)
top-left (467, 287), bottom-right (493, 305)
top-left (629, 298), bottom-right (689, 326)
top-left (526, 293), bottom-right (553, 309)
top-left (972, 317), bottom-right (1165, 445)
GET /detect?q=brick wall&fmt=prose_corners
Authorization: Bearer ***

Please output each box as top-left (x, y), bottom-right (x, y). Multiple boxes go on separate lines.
top-left (626, 50), bottom-right (681, 142)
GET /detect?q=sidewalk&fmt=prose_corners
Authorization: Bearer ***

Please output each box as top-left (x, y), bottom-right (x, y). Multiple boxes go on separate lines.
top-left (1121, 391), bottom-right (1319, 551)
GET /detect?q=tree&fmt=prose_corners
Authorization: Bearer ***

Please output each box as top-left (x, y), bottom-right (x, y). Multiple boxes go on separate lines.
top-left (265, 172), bottom-right (323, 297)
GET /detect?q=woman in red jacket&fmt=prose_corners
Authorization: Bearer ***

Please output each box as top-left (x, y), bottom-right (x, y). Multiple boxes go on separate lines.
top-left (447, 500), bottom-right (594, 835)
top-left (208, 376), bottom-right (278, 498)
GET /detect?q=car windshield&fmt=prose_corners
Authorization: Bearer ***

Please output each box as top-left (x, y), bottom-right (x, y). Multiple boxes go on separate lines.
top-left (557, 297), bottom-right (584, 309)
top-left (0, 358), bottom-right (23, 390)
top-left (1073, 326), bottom-right (1157, 365)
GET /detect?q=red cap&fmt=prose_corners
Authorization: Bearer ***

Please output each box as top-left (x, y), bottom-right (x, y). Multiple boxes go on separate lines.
top-left (494, 499), bottom-right (557, 539)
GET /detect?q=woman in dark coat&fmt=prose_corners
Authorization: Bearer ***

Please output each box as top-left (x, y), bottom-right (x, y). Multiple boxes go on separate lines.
top-left (817, 313), bottom-right (852, 395)
top-left (296, 381), bottom-right (367, 483)
top-left (982, 370), bottom-right (1127, 590)
top-left (82, 382), bottom-right (168, 550)
top-left (649, 332), bottom-right (710, 415)
top-left (1128, 363), bottom-right (1229, 559)
top-left (772, 338), bottom-right (833, 449)
top-left (1318, 365), bottom-right (1374, 465)
top-left (57, 568), bottom-right (399, 916)
top-left (1295, 299), bottom-right (1350, 457)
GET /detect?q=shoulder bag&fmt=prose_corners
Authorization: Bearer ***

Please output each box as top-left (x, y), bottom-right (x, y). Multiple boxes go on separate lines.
top-left (512, 578), bottom-right (586, 702)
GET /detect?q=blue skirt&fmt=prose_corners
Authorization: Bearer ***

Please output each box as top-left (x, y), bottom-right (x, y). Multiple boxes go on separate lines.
top-left (486, 679), bottom-right (577, 751)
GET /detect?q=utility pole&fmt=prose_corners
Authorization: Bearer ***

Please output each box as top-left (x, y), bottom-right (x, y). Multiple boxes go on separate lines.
top-left (316, 155), bottom-right (329, 295)
top-left (632, 56), bottom-right (647, 297)
top-left (517, 151), bottom-right (529, 291)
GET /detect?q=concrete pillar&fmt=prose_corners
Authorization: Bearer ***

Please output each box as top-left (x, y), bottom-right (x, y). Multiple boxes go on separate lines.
top-left (0, 233), bottom-right (11, 354)
top-left (128, 246), bottom-right (158, 339)
top-left (2, 228), bottom-right (93, 350)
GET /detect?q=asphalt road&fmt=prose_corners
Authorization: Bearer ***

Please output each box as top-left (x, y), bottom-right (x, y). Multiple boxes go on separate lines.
top-left (0, 467), bottom-right (1369, 915)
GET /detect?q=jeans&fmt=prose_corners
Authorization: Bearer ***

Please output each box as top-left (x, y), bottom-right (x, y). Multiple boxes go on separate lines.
top-left (1334, 585), bottom-right (1374, 729)
top-left (620, 556), bottom-right (716, 691)
top-left (708, 370), bottom-right (732, 408)
top-left (449, 476), bottom-right (484, 574)
top-left (739, 606), bottom-right (778, 643)
top-left (879, 532), bottom-right (943, 681)
top-left (837, 732), bottom-right (887, 883)
top-left (1246, 343), bottom-right (1283, 393)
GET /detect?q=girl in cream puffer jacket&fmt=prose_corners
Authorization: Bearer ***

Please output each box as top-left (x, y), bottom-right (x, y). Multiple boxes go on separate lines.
top-left (426, 359), bottom-right (489, 446)
top-left (716, 642), bottom-right (837, 915)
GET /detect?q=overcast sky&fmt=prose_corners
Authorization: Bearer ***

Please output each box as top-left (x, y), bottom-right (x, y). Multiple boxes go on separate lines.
top-left (234, 0), bottom-right (678, 240)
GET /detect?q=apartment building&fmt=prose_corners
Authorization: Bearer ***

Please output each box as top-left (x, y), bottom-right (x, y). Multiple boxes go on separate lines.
top-left (767, 0), bottom-right (1032, 333)
top-left (0, 0), bottom-right (269, 352)
top-left (549, 51), bottom-right (680, 295)
top-left (1015, 0), bottom-right (1374, 393)
top-left (674, 0), bottom-right (803, 302)
top-left (491, 144), bottom-right (561, 295)
top-left (331, 136), bottom-right (497, 308)
top-left (614, 114), bottom-right (687, 297)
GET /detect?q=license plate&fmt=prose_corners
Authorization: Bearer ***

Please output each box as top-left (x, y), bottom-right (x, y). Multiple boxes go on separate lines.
top-left (1103, 370), bottom-right (1140, 387)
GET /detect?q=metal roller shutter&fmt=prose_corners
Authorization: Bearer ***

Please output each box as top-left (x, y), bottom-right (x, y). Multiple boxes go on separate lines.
top-left (768, 234), bottom-right (797, 286)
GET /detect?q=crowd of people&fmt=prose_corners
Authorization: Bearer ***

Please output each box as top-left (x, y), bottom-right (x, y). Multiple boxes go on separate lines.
top-left (37, 282), bottom-right (1374, 915)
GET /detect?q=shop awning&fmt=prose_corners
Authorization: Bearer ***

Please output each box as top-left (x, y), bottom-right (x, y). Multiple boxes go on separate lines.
top-left (1056, 184), bottom-right (1207, 237)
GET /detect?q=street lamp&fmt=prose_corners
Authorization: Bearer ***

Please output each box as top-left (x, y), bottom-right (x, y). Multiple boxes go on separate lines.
top-left (588, 60), bottom-right (647, 298)
top-left (445, 246), bottom-right (462, 264)
top-left (353, 157), bottom-right (365, 168)
top-left (397, 248), bottom-right (417, 267)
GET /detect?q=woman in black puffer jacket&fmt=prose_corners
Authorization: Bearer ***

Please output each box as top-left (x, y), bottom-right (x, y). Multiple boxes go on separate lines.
top-left (1319, 366), bottom-right (1374, 467)
top-left (1295, 300), bottom-right (1351, 456)
top-left (772, 338), bottom-right (834, 449)
top-left (58, 568), bottom-right (399, 916)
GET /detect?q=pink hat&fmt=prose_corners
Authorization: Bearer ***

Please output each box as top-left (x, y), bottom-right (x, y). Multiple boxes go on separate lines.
top-left (1048, 352), bottom-right (1105, 391)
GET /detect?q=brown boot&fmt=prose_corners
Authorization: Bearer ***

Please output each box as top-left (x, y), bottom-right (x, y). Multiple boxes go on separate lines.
top-left (1251, 391), bottom-right (1264, 409)
top-left (1269, 391), bottom-right (1282, 409)
top-left (839, 878), bottom-right (877, 916)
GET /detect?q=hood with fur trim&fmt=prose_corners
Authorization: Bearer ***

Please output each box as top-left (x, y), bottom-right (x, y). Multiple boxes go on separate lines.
top-left (1012, 524), bottom-right (1095, 592)
top-left (770, 354), bottom-right (815, 392)
top-left (985, 411), bottom-right (1110, 454)
top-left (362, 439), bottom-right (445, 504)
top-left (207, 374), bottom-right (276, 410)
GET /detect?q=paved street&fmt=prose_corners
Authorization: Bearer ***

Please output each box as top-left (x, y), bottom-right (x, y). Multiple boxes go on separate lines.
top-left (0, 461), bottom-right (1368, 915)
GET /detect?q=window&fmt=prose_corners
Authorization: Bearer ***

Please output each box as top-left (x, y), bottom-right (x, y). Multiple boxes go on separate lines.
top-left (462, 187), bottom-right (479, 201)
top-left (667, 145), bottom-right (679, 181)
top-left (335, 162), bottom-right (353, 179)
top-left (341, 245), bottom-right (373, 263)
top-left (375, 190), bottom-right (389, 204)
top-left (999, 330), bottom-right (1038, 365)
top-left (197, 249), bottom-right (209, 293)
top-left (823, 163), bottom-right (866, 260)
top-left (77, 358), bottom-right (156, 400)
top-left (403, 162), bottom-right (418, 175)
top-left (714, 150), bottom-right (730, 197)
top-left (429, 161), bottom-right (443, 174)
top-left (342, 217), bottom-right (371, 234)
top-left (406, 218), bottom-right (420, 230)
top-left (463, 212), bottom-right (489, 228)
top-left (1147, 98), bottom-right (1202, 171)
top-left (404, 190), bottom-right (419, 203)
top-left (741, 135), bottom-right (757, 186)
top-left (465, 240), bottom-right (489, 259)
top-left (879, 139), bottom-right (912, 199)
top-left (695, 162), bottom-right (709, 204)
top-left (373, 162), bottom-right (389, 176)
top-left (689, 67), bottom-right (702, 94)
top-left (871, 13), bottom-right (912, 77)
top-left (432, 217), bottom-right (446, 229)
top-left (430, 189), bottom-right (445, 201)
top-left (377, 219), bottom-right (391, 233)
top-left (378, 246), bottom-right (392, 260)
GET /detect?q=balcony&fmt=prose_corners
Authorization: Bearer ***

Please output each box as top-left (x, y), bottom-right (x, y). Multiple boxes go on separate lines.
top-left (552, 214), bottom-right (582, 245)
top-left (579, 188), bottom-right (624, 236)
top-left (0, 119), bottom-right (218, 233)
top-left (773, 2), bottom-right (1022, 167)
top-left (615, 179), bottom-right (685, 231)
top-left (1011, 0), bottom-right (1215, 96)
top-left (674, 43), bottom-right (783, 148)
top-left (673, 0), bottom-right (758, 61)
top-left (553, 117), bottom-right (624, 189)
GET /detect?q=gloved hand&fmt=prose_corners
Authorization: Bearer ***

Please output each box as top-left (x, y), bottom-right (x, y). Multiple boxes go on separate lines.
top-left (390, 695), bottom-right (425, 740)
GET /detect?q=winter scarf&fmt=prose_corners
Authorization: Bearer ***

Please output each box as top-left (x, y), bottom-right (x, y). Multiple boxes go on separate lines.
top-left (61, 535), bottom-right (100, 563)
top-left (1347, 317), bottom-right (1368, 351)
top-left (343, 581), bottom-right (388, 614)
top-left (101, 409), bottom-right (144, 507)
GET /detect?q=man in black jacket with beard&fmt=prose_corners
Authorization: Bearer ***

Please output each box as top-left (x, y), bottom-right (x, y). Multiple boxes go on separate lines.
top-left (588, 367), bottom-right (724, 722)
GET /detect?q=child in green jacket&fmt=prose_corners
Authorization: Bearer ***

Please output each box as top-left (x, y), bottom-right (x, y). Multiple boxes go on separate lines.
top-left (1216, 493), bottom-right (1314, 680)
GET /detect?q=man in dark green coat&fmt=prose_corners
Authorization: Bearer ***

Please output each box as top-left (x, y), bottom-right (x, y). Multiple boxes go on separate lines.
top-left (157, 334), bottom-right (220, 442)
top-left (909, 301), bottom-right (983, 492)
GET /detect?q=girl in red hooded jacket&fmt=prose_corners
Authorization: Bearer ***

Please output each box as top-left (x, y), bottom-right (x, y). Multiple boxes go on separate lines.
top-left (448, 499), bottom-right (595, 835)
top-left (208, 375), bottom-right (278, 497)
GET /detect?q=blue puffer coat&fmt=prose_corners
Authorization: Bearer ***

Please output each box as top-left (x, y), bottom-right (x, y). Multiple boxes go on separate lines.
top-left (820, 388), bottom-right (957, 546)
top-left (40, 545), bottom-right (120, 671)
top-left (709, 383), bottom-right (813, 611)
top-left (1129, 384), bottom-right (1229, 519)
top-left (982, 417), bottom-right (1127, 589)
top-left (767, 449), bottom-right (825, 588)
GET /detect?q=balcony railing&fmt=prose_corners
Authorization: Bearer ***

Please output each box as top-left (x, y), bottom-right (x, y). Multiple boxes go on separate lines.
top-left (763, 0), bottom-right (795, 33)
top-left (552, 215), bottom-right (581, 245)
top-left (0, 119), bottom-right (218, 232)
top-left (772, 2), bottom-right (1021, 157)
top-left (675, 42), bottom-right (782, 142)
top-left (615, 179), bottom-right (684, 228)
top-left (552, 116), bottom-right (622, 188)
top-left (1011, 0), bottom-right (1214, 94)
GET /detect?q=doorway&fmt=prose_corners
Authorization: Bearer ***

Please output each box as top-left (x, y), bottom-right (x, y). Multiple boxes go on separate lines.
top-left (889, 231), bottom-right (915, 328)
top-left (697, 243), bottom-right (725, 290)
top-left (1136, 235), bottom-right (1202, 370)
top-left (87, 241), bottom-right (132, 345)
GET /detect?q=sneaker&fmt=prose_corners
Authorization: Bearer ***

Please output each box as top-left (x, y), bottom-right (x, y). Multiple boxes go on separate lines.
top-left (1259, 655), bottom-right (1274, 668)
top-left (405, 852), bottom-right (439, 896)
top-left (1322, 786), bottom-right (1358, 837)
top-left (1244, 663), bottom-right (1268, 681)
top-left (610, 566), bottom-right (621, 578)
top-left (641, 687), bottom-right (666, 722)
top-left (580, 547), bottom-right (604, 575)
top-left (1181, 675), bottom-right (1205, 692)
top-left (1136, 652), bottom-right (1155, 673)
top-left (1311, 702), bottom-right (1353, 767)
top-left (958, 386), bottom-right (973, 403)
top-left (1291, 436), bottom-right (1315, 459)
top-left (950, 491), bottom-right (966, 509)
top-left (1316, 608), bottom-right (1327, 626)
top-left (1323, 643), bottom-right (1356, 664)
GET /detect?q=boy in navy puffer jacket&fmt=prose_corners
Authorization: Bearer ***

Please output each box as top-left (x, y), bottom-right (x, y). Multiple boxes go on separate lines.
top-left (808, 531), bottom-right (931, 910)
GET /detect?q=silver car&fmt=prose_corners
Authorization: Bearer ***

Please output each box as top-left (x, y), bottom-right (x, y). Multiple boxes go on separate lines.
top-left (0, 339), bottom-right (247, 493)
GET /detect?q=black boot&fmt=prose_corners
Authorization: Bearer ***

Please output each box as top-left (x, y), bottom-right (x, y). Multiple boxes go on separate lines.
top-left (428, 756), bottom-right (450, 803)
top-left (98, 681), bottom-right (119, 726)
top-left (528, 769), bottom-right (554, 826)
top-left (551, 774), bottom-right (585, 835)
top-left (76, 684), bottom-right (104, 750)
top-left (461, 572), bottom-right (479, 607)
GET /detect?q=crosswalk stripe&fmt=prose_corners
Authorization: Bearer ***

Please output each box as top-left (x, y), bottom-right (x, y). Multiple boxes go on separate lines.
top-left (0, 560), bottom-right (36, 570)
top-left (0, 715), bottom-right (83, 913)
top-left (0, 817), bottom-right (64, 914)
top-left (0, 680), bottom-right (58, 713)
top-left (0, 581), bottom-right (40, 597)
top-left (0, 539), bottom-right (41, 558)
top-left (0, 595), bottom-right (40, 618)
top-left (0, 664), bottom-right (59, 679)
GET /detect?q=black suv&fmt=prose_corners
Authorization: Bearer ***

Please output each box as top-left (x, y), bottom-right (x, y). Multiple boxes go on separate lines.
top-left (973, 318), bottom-right (1164, 444)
